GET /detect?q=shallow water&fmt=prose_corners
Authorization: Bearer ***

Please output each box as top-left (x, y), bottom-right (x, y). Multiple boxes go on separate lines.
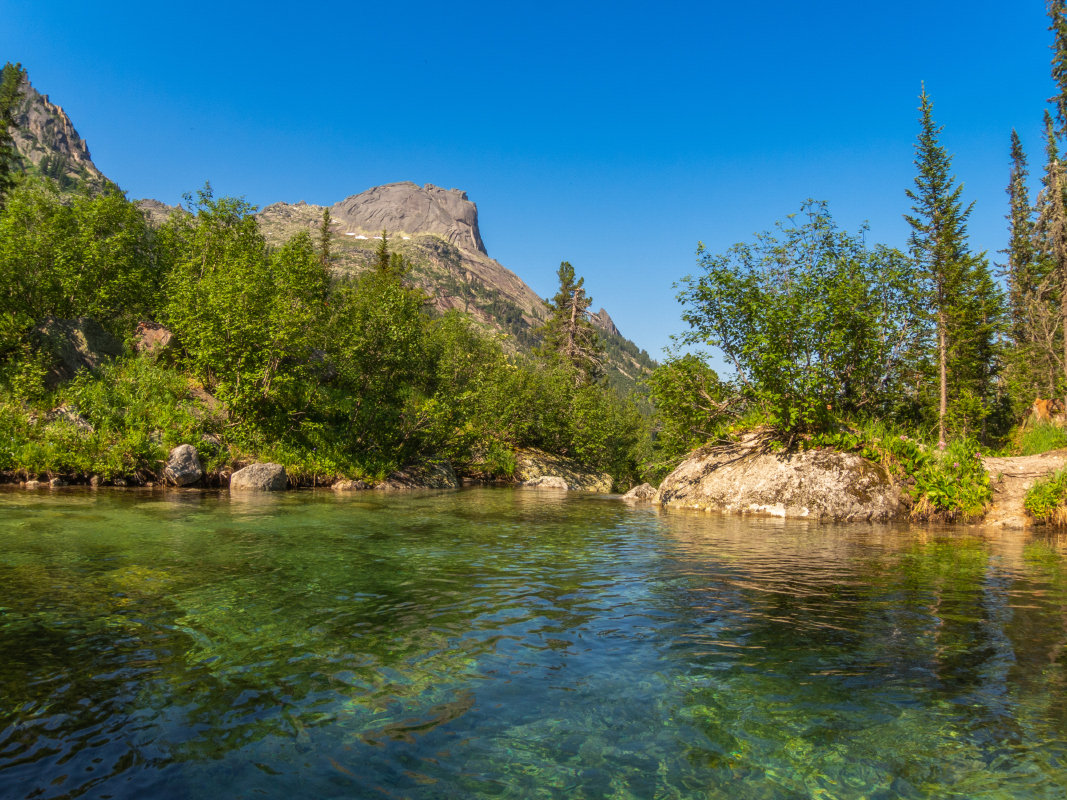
top-left (1, 487), bottom-right (1066, 799)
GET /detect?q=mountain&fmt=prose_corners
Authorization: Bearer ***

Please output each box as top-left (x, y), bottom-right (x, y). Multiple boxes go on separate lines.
top-left (257, 185), bottom-right (656, 386)
top-left (11, 76), bottom-right (656, 389)
top-left (10, 74), bottom-right (109, 192)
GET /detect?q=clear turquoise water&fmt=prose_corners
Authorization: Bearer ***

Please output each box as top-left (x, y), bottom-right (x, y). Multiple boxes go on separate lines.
top-left (1, 487), bottom-right (1066, 799)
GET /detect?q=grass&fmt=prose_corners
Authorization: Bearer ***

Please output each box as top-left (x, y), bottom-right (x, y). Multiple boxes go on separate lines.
top-left (1010, 422), bottom-right (1067, 456)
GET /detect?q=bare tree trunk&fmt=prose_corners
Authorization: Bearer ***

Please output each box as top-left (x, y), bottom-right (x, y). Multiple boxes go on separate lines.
top-left (939, 310), bottom-right (948, 450)
top-left (1062, 280), bottom-right (1067, 410)
top-left (566, 289), bottom-right (578, 363)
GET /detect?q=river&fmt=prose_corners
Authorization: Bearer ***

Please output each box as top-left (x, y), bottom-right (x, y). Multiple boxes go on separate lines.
top-left (1, 487), bottom-right (1065, 799)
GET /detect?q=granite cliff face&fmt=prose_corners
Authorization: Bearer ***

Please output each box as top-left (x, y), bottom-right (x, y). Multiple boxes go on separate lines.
top-left (11, 75), bottom-right (108, 191)
top-left (332, 182), bottom-right (487, 255)
top-left (256, 195), bottom-right (549, 345)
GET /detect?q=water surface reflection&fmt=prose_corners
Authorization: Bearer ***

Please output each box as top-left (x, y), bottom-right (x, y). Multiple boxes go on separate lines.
top-left (1, 489), bottom-right (1065, 798)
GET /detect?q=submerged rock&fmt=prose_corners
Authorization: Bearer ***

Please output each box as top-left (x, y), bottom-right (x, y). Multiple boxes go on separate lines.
top-left (230, 463), bottom-right (287, 492)
top-left (514, 448), bottom-right (612, 493)
top-left (164, 444), bottom-right (203, 487)
top-left (658, 433), bottom-right (903, 522)
top-left (622, 483), bottom-right (658, 502)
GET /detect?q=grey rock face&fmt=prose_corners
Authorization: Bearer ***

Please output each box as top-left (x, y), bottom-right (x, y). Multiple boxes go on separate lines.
top-left (230, 463), bottom-right (288, 492)
top-left (622, 482), bottom-right (658, 502)
top-left (514, 448), bottom-right (613, 492)
top-left (658, 434), bottom-right (904, 522)
top-left (12, 75), bottom-right (108, 190)
top-left (164, 444), bottom-right (203, 487)
top-left (521, 475), bottom-right (570, 490)
top-left (34, 317), bottom-right (122, 387)
top-left (331, 182), bottom-right (487, 255)
top-left (333, 479), bottom-right (370, 491)
top-left (377, 462), bottom-right (459, 491)
top-left (590, 308), bottom-right (621, 338)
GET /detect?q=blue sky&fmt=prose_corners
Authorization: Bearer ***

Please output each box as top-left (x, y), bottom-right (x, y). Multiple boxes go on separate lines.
top-left (0, 1), bottom-right (1057, 362)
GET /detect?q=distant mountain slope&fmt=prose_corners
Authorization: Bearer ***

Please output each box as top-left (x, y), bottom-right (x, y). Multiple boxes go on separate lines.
top-left (11, 73), bottom-right (656, 388)
top-left (257, 187), bottom-right (657, 385)
top-left (10, 74), bottom-right (109, 192)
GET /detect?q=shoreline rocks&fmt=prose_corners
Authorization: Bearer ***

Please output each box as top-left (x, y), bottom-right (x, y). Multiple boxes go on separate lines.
top-left (514, 448), bottom-right (612, 492)
top-left (164, 444), bottom-right (203, 487)
top-left (377, 461), bottom-right (459, 491)
top-left (656, 434), bottom-right (904, 522)
top-left (229, 463), bottom-right (288, 492)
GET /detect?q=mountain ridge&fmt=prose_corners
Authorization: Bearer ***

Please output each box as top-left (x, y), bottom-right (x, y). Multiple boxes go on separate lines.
top-left (10, 74), bottom-right (656, 388)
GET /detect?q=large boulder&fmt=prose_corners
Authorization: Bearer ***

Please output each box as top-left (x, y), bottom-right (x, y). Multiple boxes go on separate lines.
top-left (164, 444), bottom-right (203, 487)
top-left (230, 462), bottom-right (288, 492)
top-left (377, 461), bottom-right (459, 491)
top-left (514, 448), bottom-right (612, 492)
top-left (34, 317), bottom-right (122, 387)
top-left (657, 434), bottom-right (904, 522)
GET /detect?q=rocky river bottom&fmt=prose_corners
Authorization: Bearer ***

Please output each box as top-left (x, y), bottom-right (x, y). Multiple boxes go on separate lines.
top-left (1, 487), bottom-right (1066, 799)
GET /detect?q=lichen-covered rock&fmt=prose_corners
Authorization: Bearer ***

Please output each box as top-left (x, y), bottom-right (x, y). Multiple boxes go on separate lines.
top-left (658, 435), bottom-right (903, 522)
top-left (230, 462), bottom-right (288, 492)
top-left (622, 483), bottom-right (658, 502)
top-left (514, 448), bottom-right (612, 493)
top-left (164, 444), bottom-right (203, 487)
top-left (521, 475), bottom-right (569, 489)
top-left (34, 317), bottom-right (122, 388)
top-left (377, 462), bottom-right (459, 491)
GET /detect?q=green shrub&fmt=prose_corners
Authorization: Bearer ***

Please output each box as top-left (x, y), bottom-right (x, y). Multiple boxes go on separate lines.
top-left (809, 421), bottom-right (992, 521)
top-left (1024, 468), bottom-right (1067, 524)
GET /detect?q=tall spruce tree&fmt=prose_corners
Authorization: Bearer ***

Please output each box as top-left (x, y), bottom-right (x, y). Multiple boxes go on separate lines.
top-left (1051, 0), bottom-right (1067, 132)
top-left (1005, 129), bottom-right (1036, 342)
top-left (0, 62), bottom-right (26, 208)
top-left (539, 261), bottom-right (603, 384)
top-left (905, 85), bottom-right (996, 446)
top-left (318, 208), bottom-right (332, 268)
top-left (1031, 111), bottom-right (1067, 398)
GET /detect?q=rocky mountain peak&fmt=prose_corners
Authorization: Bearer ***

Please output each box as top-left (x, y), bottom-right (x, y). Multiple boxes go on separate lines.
top-left (12, 75), bottom-right (107, 190)
top-left (330, 181), bottom-right (487, 255)
top-left (591, 308), bottom-right (621, 338)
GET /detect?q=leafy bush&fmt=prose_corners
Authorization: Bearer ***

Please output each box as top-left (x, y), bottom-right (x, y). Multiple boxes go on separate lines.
top-left (676, 201), bottom-right (921, 437)
top-left (1024, 468), bottom-right (1067, 524)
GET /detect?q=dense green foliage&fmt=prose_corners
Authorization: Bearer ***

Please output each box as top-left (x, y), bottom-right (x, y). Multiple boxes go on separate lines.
top-left (674, 201), bottom-right (920, 439)
top-left (1024, 466), bottom-right (1067, 523)
top-left (538, 261), bottom-right (604, 384)
top-left (0, 176), bottom-right (646, 486)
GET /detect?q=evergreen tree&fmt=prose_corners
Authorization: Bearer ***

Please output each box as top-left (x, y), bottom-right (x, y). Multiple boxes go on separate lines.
top-left (0, 62), bottom-right (26, 208)
top-left (1005, 129), bottom-right (1036, 342)
top-left (539, 261), bottom-right (603, 384)
top-left (318, 207), bottom-right (332, 268)
top-left (1051, 0), bottom-right (1067, 132)
top-left (373, 229), bottom-right (410, 278)
top-left (904, 85), bottom-right (998, 446)
top-left (1028, 112), bottom-right (1067, 398)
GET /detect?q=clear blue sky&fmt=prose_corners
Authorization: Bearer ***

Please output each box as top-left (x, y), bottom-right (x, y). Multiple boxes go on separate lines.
top-left (0, 1), bottom-right (1057, 362)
